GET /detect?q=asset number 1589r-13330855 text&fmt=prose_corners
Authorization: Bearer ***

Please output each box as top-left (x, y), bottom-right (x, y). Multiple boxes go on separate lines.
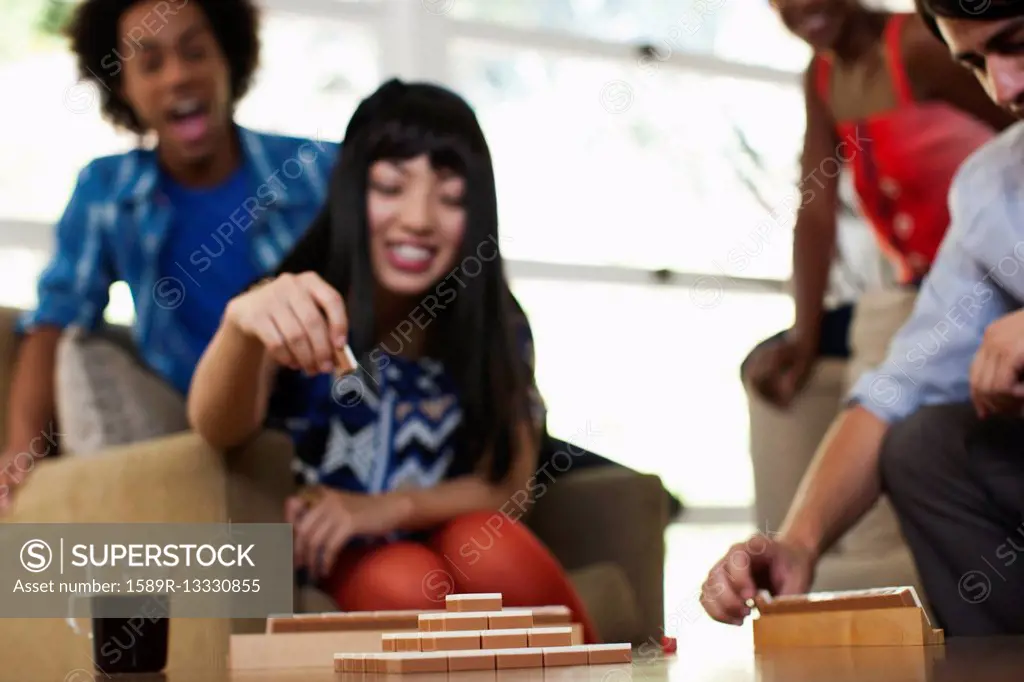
top-left (127, 578), bottom-right (261, 593)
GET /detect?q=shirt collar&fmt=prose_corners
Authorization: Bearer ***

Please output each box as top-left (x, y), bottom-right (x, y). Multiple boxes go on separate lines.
top-left (112, 124), bottom-right (321, 209)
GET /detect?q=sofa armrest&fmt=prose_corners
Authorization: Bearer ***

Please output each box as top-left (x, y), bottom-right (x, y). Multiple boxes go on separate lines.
top-left (525, 468), bottom-right (666, 644)
top-left (5, 429), bottom-right (296, 523)
top-left (0, 429), bottom-right (297, 678)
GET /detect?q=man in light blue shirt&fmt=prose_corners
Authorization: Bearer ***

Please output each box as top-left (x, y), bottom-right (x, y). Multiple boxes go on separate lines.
top-left (0, 0), bottom-right (336, 508)
top-left (701, 1), bottom-right (1024, 637)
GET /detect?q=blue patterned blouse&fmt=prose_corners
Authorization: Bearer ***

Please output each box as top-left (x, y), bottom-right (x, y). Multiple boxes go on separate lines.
top-left (265, 317), bottom-right (544, 497)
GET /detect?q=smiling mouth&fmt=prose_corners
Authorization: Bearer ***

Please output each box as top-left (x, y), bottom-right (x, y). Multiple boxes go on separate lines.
top-left (390, 243), bottom-right (435, 262)
top-left (799, 14), bottom-right (831, 35)
top-left (387, 243), bottom-right (437, 274)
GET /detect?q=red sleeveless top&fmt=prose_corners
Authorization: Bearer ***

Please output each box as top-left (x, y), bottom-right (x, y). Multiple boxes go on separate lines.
top-left (814, 13), bottom-right (996, 285)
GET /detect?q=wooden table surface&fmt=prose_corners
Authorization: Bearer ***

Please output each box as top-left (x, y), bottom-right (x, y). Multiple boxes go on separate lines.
top-left (43, 637), bottom-right (1024, 682)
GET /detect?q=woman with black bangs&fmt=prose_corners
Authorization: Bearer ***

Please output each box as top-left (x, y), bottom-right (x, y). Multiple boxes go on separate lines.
top-left (187, 79), bottom-right (599, 643)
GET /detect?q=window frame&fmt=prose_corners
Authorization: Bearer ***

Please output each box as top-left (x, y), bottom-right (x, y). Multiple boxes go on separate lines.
top-left (1, 0), bottom-right (798, 298)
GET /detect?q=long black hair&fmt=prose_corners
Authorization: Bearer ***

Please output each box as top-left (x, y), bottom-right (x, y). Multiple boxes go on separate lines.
top-left (916, 0), bottom-right (1024, 42)
top-left (276, 79), bottom-right (535, 484)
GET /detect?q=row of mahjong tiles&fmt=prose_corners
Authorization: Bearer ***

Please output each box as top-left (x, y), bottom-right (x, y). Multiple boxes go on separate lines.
top-left (335, 644), bottom-right (633, 674)
top-left (339, 594), bottom-right (631, 674)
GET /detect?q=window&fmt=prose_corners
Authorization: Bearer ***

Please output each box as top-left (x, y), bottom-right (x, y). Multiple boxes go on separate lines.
top-left (511, 277), bottom-right (793, 507)
top-left (0, 249), bottom-right (51, 312)
top-left (0, 13), bottom-right (135, 223)
top-left (454, 40), bottom-right (805, 280)
top-left (0, 244), bottom-right (137, 327)
top-left (235, 12), bottom-right (380, 142)
top-left (0, 0), bottom-right (809, 511)
top-left (450, 0), bottom-right (811, 72)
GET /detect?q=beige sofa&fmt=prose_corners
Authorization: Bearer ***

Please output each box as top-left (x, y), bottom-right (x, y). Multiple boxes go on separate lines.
top-left (0, 307), bottom-right (667, 678)
top-left (747, 357), bottom-right (925, 599)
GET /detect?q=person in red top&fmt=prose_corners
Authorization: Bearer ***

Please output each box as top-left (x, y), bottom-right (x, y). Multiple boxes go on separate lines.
top-left (745, 0), bottom-right (1015, 407)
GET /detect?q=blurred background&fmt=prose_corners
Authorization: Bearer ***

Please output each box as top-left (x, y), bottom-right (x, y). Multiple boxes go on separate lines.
top-left (0, 0), bottom-right (913, 630)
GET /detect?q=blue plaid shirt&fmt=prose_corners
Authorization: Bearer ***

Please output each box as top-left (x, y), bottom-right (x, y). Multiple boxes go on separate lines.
top-left (19, 126), bottom-right (338, 394)
top-left (850, 121), bottom-right (1024, 421)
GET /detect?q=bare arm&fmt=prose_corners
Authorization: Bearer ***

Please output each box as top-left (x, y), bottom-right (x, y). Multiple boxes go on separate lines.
top-left (904, 14), bottom-right (1017, 132)
top-left (777, 405), bottom-right (888, 558)
top-left (3, 328), bottom-right (61, 456)
top-left (187, 314), bottom-right (277, 451)
top-left (790, 63), bottom-right (842, 348)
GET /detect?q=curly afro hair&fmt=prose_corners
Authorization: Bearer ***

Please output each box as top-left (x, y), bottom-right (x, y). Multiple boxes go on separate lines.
top-left (66, 0), bottom-right (261, 133)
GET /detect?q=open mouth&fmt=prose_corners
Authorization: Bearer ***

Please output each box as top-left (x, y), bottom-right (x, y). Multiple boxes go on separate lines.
top-left (797, 11), bottom-right (834, 39)
top-left (166, 98), bottom-right (211, 144)
top-left (387, 243), bottom-right (438, 274)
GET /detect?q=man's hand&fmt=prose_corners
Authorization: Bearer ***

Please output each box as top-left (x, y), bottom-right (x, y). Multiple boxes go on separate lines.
top-left (286, 487), bottom-right (413, 581)
top-left (970, 310), bottom-right (1024, 418)
top-left (746, 336), bottom-right (817, 408)
top-left (701, 534), bottom-right (817, 625)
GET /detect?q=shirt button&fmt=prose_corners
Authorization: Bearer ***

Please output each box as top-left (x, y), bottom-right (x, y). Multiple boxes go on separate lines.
top-left (894, 213), bottom-right (914, 239)
top-left (880, 177), bottom-right (901, 198)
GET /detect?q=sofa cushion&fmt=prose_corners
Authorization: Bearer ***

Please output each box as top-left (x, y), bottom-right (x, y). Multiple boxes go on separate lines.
top-left (55, 327), bottom-right (190, 455)
top-left (568, 562), bottom-right (641, 644)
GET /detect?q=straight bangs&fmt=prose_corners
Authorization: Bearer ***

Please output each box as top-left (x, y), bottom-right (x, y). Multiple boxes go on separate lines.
top-left (361, 94), bottom-right (486, 177)
top-left (359, 101), bottom-right (502, 360)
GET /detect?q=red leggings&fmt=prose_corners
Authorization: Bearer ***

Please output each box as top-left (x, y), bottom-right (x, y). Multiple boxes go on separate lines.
top-left (325, 511), bottom-right (600, 644)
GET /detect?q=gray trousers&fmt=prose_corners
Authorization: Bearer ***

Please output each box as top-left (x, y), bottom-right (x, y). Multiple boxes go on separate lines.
top-left (880, 402), bottom-right (1024, 636)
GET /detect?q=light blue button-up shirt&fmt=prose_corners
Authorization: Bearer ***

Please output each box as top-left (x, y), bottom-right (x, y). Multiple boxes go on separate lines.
top-left (850, 121), bottom-right (1024, 422)
top-left (19, 126), bottom-right (339, 394)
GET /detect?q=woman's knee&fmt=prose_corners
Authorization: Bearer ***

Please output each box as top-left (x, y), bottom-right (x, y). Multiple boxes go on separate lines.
top-left (430, 512), bottom-right (589, 616)
top-left (432, 510), bottom-right (532, 561)
top-left (331, 542), bottom-right (448, 611)
top-left (431, 511), bottom-right (566, 590)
